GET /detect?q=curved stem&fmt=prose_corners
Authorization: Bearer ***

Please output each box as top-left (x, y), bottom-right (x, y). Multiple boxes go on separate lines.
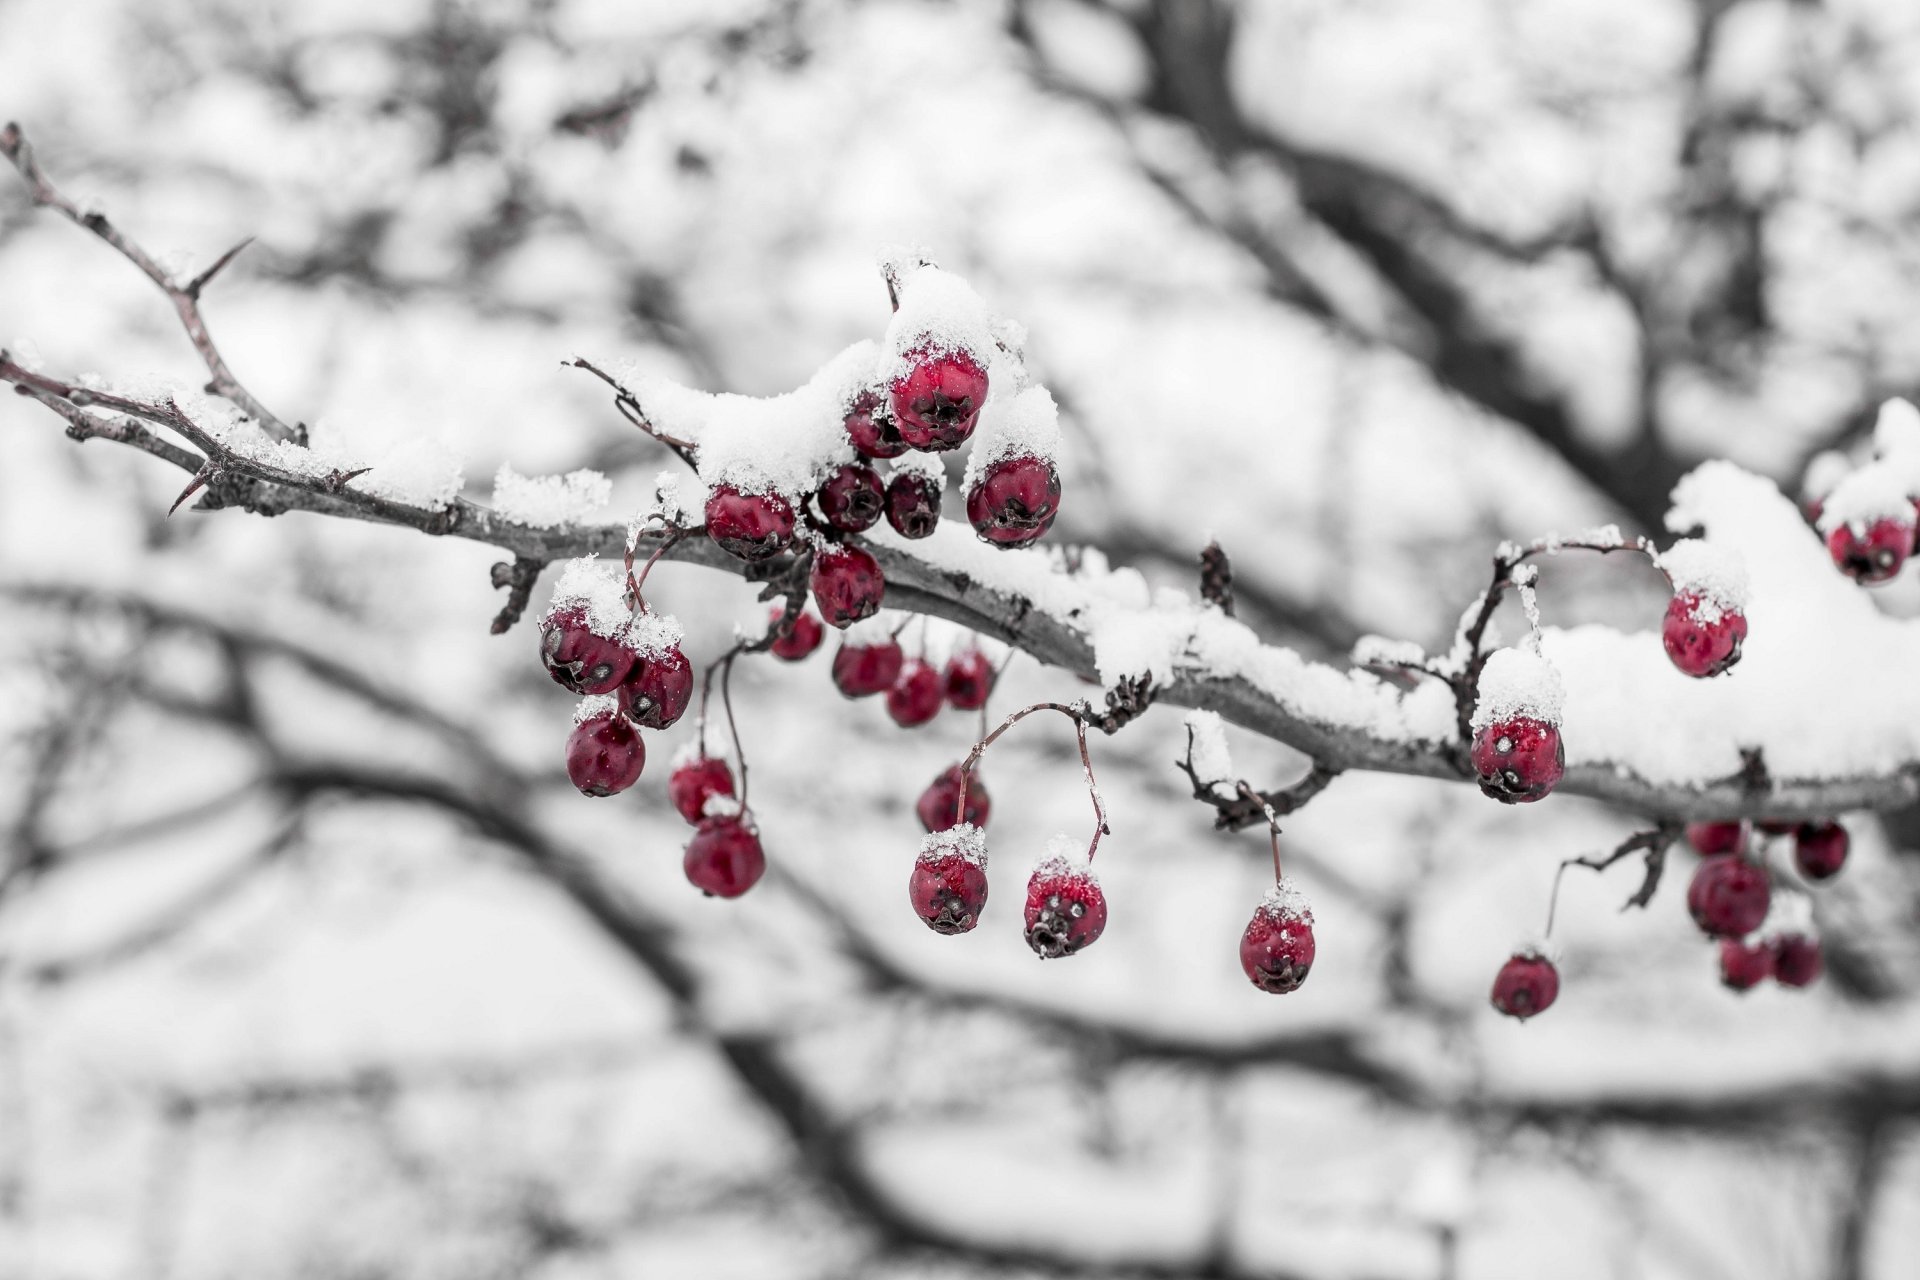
top-left (1236, 782), bottom-right (1285, 884)
top-left (721, 653), bottom-right (748, 812)
top-left (954, 702), bottom-right (1108, 859)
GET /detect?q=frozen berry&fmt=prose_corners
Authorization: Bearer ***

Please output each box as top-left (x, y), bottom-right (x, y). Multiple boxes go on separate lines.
top-left (1470, 717), bottom-right (1564, 804)
top-left (884, 470), bottom-right (942, 539)
top-left (1771, 933), bottom-right (1823, 987)
top-left (1663, 593), bottom-right (1748, 678)
top-left (1827, 517), bottom-right (1911, 584)
top-left (566, 710), bottom-right (646, 798)
top-left (944, 648), bottom-right (996, 711)
top-left (966, 455), bottom-right (1061, 547)
top-left (621, 646), bottom-right (693, 730)
top-left (816, 463), bottom-right (885, 533)
top-left (768, 606), bottom-right (824, 661)
top-left (1023, 851), bottom-right (1106, 959)
top-left (844, 389), bottom-right (907, 460)
top-left (668, 755), bottom-right (735, 825)
top-left (1489, 951), bottom-right (1560, 1020)
top-left (886, 659), bottom-right (943, 728)
top-left (832, 639), bottom-right (904, 698)
top-left (1687, 821), bottom-right (1746, 856)
top-left (810, 543), bottom-right (885, 628)
top-left (683, 816), bottom-right (766, 898)
top-left (917, 765), bottom-right (991, 832)
top-left (1687, 854), bottom-right (1771, 939)
top-left (909, 827), bottom-right (989, 935)
top-left (1239, 884), bottom-right (1315, 994)
top-left (1719, 937), bottom-right (1775, 991)
top-left (705, 485), bottom-right (795, 562)
top-left (540, 605), bottom-right (636, 696)
top-left (890, 347), bottom-right (988, 451)
top-left (1793, 821), bottom-right (1849, 882)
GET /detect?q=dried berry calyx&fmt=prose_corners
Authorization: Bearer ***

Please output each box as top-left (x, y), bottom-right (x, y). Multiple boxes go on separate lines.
top-left (891, 347), bottom-right (989, 451)
top-left (816, 463), bottom-right (885, 533)
top-left (966, 454), bottom-right (1060, 547)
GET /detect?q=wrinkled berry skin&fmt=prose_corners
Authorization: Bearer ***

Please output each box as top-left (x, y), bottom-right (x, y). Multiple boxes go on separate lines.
top-left (1687, 821), bottom-right (1746, 856)
top-left (1490, 953), bottom-right (1560, 1020)
top-left (1827, 517), bottom-right (1912, 584)
top-left (1719, 937), bottom-right (1775, 991)
top-left (917, 765), bottom-right (991, 833)
top-left (621, 647), bottom-right (693, 730)
top-left (1663, 593), bottom-right (1748, 678)
top-left (810, 543), bottom-right (886, 629)
top-left (845, 390), bottom-right (907, 460)
top-left (832, 640), bottom-right (905, 698)
top-left (1240, 908), bottom-right (1315, 994)
top-left (944, 649), bottom-right (995, 710)
top-left (891, 348), bottom-right (989, 451)
top-left (1793, 821), bottom-right (1849, 882)
top-left (1687, 855), bottom-right (1771, 939)
top-left (816, 463), bottom-right (885, 533)
top-left (668, 756), bottom-right (735, 825)
top-left (683, 817), bottom-right (766, 898)
top-left (705, 485), bottom-right (795, 562)
top-left (885, 471), bottom-right (942, 539)
top-left (1771, 934), bottom-right (1824, 987)
top-left (1470, 717), bottom-right (1565, 804)
top-left (886, 659), bottom-right (944, 728)
top-left (910, 852), bottom-right (989, 935)
top-left (566, 712), bottom-right (646, 798)
top-left (540, 605), bottom-right (636, 695)
top-left (966, 455), bottom-right (1061, 547)
top-left (1024, 869), bottom-right (1107, 959)
top-left (768, 606), bottom-right (824, 661)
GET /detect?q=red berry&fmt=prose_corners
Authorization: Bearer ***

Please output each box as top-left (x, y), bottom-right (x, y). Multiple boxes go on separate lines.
top-left (1719, 937), bottom-right (1775, 991)
top-left (566, 709), bottom-right (646, 798)
top-left (844, 389), bottom-right (907, 460)
top-left (1489, 951), bottom-right (1560, 1020)
top-left (704, 485), bottom-right (795, 562)
top-left (1239, 884), bottom-right (1315, 994)
top-left (966, 455), bottom-right (1061, 547)
top-left (767, 606), bottom-right (825, 661)
top-left (944, 648), bottom-right (995, 710)
top-left (1827, 517), bottom-right (1911, 584)
top-left (1687, 854), bottom-right (1771, 939)
top-left (909, 827), bottom-right (989, 935)
top-left (620, 646), bottom-right (693, 730)
top-left (885, 659), bottom-right (943, 727)
top-left (1771, 933), bottom-right (1823, 987)
top-left (1756, 818), bottom-right (1799, 835)
top-left (539, 604), bottom-right (637, 695)
top-left (1686, 821), bottom-right (1746, 856)
top-left (1023, 848), bottom-right (1106, 959)
top-left (1470, 717), bottom-right (1565, 804)
top-left (1793, 821), bottom-right (1849, 881)
top-left (832, 639), bottom-right (905, 698)
top-left (668, 755), bottom-right (735, 825)
top-left (917, 764), bottom-right (991, 833)
top-left (810, 543), bottom-right (885, 629)
top-left (1662, 593), bottom-right (1748, 678)
top-left (683, 816), bottom-right (766, 898)
top-left (890, 347), bottom-right (988, 451)
top-left (884, 470), bottom-right (942, 539)
top-left (816, 463), bottom-right (885, 533)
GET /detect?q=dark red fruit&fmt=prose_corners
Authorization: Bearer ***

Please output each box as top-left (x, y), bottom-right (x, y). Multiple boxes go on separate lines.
top-left (844, 389), bottom-right (907, 460)
top-left (884, 470), bottom-right (942, 539)
top-left (1793, 821), bottom-right (1849, 881)
top-left (540, 604), bottom-right (636, 695)
top-left (1771, 934), bottom-right (1824, 987)
top-left (768, 606), bottom-right (824, 661)
top-left (890, 347), bottom-right (988, 451)
top-left (668, 755), bottom-right (735, 825)
top-left (886, 659), bottom-right (943, 728)
top-left (1490, 951), bottom-right (1560, 1020)
top-left (816, 463), bottom-right (885, 533)
top-left (810, 543), bottom-right (885, 629)
top-left (917, 765), bottom-right (990, 833)
top-left (966, 455), bottom-right (1061, 547)
top-left (1239, 886), bottom-right (1315, 994)
top-left (832, 640), bottom-right (904, 698)
top-left (1663, 593), bottom-right (1748, 678)
top-left (683, 816), bottom-right (766, 898)
top-left (1757, 819), bottom-right (1799, 835)
top-left (1470, 717), bottom-right (1565, 804)
top-left (1827, 517), bottom-right (1911, 584)
top-left (1687, 854), bottom-right (1771, 939)
top-left (1719, 937), bottom-right (1775, 991)
top-left (704, 485), bottom-right (795, 562)
top-left (944, 649), bottom-right (995, 710)
top-left (621, 646), bottom-right (693, 730)
top-left (1023, 855), bottom-right (1106, 959)
top-left (566, 711), bottom-right (646, 798)
top-left (909, 829), bottom-right (989, 935)
top-left (1687, 821), bottom-right (1746, 856)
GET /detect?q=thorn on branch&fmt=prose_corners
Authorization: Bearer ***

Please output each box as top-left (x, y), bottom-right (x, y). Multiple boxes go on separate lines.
top-left (489, 556), bottom-right (546, 635)
top-left (321, 467), bottom-right (373, 494)
top-left (168, 465), bottom-right (216, 517)
top-left (1199, 540), bottom-right (1235, 617)
top-left (184, 236), bottom-right (255, 300)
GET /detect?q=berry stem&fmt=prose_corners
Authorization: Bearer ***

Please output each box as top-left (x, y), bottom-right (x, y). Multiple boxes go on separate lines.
top-left (1542, 824), bottom-right (1681, 938)
top-left (720, 652), bottom-right (749, 811)
top-left (1235, 782), bottom-right (1285, 884)
top-left (624, 523), bottom-right (686, 612)
top-left (953, 701), bottom-right (1109, 855)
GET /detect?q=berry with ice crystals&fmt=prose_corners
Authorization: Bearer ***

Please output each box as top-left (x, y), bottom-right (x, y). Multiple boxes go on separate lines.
top-left (683, 816), bottom-right (766, 898)
top-left (1239, 884), bottom-right (1315, 994)
top-left (810, 543), bottom-right (885, 629)
top-left (620, 646), bottom-right (693, 730)
top-left (966, 455), bottom-right (1060, 547)
top-left (816, 463), bottom-right (885, 533)
top-left (1470, 717), bottom-right (1564, 804)
top-left (1663, 593), bottom-right (1747, 678)
top-left (884, 470), bottom-right (942, 539)
top-left (704, 485), bottom-right (795, 562)
top-left (1827, 517), bottom-right (1911, 584)
top-left (890, 348), bottom-right (988, 451)
top-left (566, 709), bottom-right (646, 798)
top-left (1023, 850), bottom-right (1106, 959)
top-left (540, 604), bottom-right (635, 696)
top-left (668, 755), bottom-right (735, 825)
top-left (844, 389), bottom-right (907, 460)
top-left (909, 826), bottom-right (989, 935)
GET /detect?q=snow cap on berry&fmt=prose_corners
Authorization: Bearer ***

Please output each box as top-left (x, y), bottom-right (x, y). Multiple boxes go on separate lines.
top-left (1507, 935), bottom-right (1562, 966)
top-left (889, 450), bottom-right (947, 488)
top-left (963, 386), bottom-right (1064, 489)
top-left (1257, 878), bottom-right (1314, 927)
top-left (1816, 464), bottom-right (1918, 537)
top-left (1470, 647), bottom-right (1566, 733)
top-left (1034, 833), bottom-right (1098, 886)
top-left (1654, 539), bottom-right (1749, 620)
top-left (877, 264), bottom-right (998, 384)
top-left (919, 822), bottom-right (988, 869)
top-left (572, 693), bottom-right (620, 725)
top-left (546, 558), bottom-right (686, 657)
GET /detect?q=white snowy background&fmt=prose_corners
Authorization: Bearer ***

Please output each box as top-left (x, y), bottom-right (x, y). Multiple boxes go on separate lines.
top-left (3, 0), bottom-right (1920, 1276)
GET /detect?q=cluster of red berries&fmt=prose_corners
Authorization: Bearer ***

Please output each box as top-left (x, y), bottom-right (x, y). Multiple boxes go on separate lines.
top-left (542, 590), bottom-right (692, 798)
top-left (906, 826), bottom-right (1110, 959)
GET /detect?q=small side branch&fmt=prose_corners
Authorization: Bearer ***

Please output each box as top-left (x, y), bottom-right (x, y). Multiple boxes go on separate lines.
top-left (488, 557), bottom-right (546, 635)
